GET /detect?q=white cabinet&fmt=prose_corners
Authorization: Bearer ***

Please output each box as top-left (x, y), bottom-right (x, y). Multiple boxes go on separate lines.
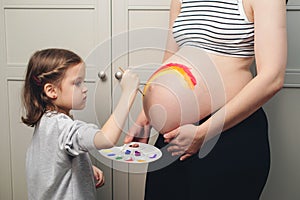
top-left (287, 0), bottom-right (300, 6)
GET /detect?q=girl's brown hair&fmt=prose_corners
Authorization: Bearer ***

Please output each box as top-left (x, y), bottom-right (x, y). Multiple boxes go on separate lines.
top-left (21, 48), bottom-right (83, 127)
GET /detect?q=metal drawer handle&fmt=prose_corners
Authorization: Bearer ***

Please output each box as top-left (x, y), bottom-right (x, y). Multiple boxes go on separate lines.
top-left (98, 71), bottom-right (107, 81)
top-left (114, 71), bottom-right (123, 80)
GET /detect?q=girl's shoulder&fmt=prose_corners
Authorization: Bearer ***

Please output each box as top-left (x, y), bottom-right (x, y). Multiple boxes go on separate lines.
top-left (39, 111), bottom-right (73, 129)
top-left (44, 110), bottom-right (71, 119)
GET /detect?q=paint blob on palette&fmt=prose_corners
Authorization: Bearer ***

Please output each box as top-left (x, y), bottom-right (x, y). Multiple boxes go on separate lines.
top-left (99, 142), bottom-right (162, 163)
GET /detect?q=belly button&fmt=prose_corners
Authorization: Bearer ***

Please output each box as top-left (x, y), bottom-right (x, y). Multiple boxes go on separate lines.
top-left (147, 84), bottom-right (155, 92)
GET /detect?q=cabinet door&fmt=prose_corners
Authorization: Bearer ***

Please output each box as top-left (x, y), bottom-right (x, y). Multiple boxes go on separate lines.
top-left (110, 0), bottom-right (170, 200)
top-left (0, 0), bottom-right (111, 199)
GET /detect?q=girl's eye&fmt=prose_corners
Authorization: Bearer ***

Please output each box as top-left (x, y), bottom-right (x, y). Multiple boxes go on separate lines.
top-left (74, 80), bottom-right (82, 87)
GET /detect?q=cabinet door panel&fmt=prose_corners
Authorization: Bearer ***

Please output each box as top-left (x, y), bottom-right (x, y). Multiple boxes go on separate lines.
top-left (5, 8), bottom-right (95, 65)
top-left (111, 1), bottom-right (169, 200)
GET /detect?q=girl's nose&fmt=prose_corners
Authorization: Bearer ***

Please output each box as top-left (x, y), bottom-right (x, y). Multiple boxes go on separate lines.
top-left (83, 84), bottom-right (88, 93)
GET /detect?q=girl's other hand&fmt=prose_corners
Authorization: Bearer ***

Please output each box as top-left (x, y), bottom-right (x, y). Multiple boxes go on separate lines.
top-left (92, 165), bottom-right (105, 188)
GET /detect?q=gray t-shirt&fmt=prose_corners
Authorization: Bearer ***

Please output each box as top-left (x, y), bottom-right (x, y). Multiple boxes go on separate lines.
top-left (26, 111), bottom-right (99, 200)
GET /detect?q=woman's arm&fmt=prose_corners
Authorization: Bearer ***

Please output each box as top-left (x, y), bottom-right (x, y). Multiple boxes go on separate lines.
top-left (162, 0), bottom-right (181, 62)
top-left (164, 0), bottom-right (287, 160)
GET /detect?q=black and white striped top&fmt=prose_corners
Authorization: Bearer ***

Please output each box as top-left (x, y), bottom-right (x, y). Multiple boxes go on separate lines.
top-left (173, 0), bottom-right (254, 57)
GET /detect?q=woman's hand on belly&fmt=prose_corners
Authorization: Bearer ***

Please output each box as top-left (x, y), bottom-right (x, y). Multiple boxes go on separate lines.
top-left (124, 110), bottom-right (151, 144)
top-left (164, 124), bottom-right (205, 161)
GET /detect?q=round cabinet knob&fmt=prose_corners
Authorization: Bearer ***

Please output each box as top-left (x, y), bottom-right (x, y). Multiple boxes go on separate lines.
top-left (115, 71), bottom-right (123, 80)
top-left (98, 71), bottom-right (107, 81)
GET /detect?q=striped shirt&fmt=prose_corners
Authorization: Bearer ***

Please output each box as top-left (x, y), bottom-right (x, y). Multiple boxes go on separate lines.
top-left (173, 0), bottom-right (255, 57)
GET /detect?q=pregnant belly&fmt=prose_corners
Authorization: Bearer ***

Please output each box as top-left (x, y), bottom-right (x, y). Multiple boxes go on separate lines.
top-left (142, 47), bottom-right (253, 134)
top-left (143, 63), bottom-right (213, 134)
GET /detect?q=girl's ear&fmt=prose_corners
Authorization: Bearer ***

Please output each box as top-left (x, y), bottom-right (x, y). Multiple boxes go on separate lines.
top-left (44, 83), bottom-right (58, 99)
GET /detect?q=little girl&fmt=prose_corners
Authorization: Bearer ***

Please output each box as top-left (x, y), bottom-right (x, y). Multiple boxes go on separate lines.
top-left (21, 48), bottom-right (139, 200)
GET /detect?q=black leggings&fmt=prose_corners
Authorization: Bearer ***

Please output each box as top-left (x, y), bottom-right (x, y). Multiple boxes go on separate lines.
top-left (145, 108), bottom-right (270, 200)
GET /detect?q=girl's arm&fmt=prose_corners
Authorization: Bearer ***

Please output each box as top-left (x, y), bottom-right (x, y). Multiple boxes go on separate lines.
top-left (94, 70), bottom-right (139, 149)
top-left (164, 0), bottom-right (287, 160)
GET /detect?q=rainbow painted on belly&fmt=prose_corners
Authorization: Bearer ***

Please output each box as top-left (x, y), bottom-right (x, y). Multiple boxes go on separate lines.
top-left (143, 63), bottom-right (197, 95)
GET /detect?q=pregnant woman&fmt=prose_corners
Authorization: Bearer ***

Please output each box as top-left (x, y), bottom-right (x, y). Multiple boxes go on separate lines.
top-left (125, 0), bottom-right (287, 199)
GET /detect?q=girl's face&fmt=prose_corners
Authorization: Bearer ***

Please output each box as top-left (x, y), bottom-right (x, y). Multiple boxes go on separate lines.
top-left (55, 63), bottom-right (88, 114)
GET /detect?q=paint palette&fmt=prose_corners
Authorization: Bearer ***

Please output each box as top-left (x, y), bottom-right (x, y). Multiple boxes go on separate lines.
top-left (99, 142), bottom-right (162, 163)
